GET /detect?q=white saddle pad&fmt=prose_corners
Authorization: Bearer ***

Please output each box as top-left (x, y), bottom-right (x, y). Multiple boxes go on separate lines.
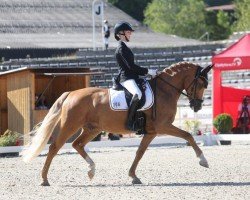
top-left (109, 82), bottom-right (154, 111)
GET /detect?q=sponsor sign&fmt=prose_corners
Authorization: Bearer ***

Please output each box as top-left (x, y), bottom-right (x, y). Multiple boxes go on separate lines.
top-left (215, 57), bottom-right (242, 68)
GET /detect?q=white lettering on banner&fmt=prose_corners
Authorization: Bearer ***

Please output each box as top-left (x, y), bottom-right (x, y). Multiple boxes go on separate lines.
top-left (233, 57), bottom-right (242, 66)
top-left (215, 57), bottom-right (242, 68)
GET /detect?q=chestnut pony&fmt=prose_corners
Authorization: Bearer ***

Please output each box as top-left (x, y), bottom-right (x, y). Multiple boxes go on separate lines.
top-left (22, 62), bottom-right (213, 186)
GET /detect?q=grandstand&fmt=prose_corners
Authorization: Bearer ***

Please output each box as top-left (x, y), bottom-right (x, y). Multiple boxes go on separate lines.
top-left (0, 0), bottom-right (249, 108)
top-left (0, 0), bottom-right (204, 49)
top-left (0, 43), bottom-right (223, 106)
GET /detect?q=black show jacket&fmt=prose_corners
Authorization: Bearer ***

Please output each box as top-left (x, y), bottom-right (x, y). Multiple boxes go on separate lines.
top-left (115, 41), bottom-right (148, 82)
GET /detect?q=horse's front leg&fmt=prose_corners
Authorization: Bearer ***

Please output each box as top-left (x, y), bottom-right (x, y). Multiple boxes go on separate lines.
top-left (129, 133), bottom-right (156, 184)
top-left (162, 125), bottom-right (209, 168)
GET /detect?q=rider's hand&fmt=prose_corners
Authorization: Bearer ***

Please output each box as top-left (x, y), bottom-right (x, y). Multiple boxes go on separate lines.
top-left (148, 69), bottom-right (158, 78)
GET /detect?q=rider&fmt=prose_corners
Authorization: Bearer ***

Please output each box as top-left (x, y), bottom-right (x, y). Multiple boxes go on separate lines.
top-left (114, 21), bottom-right (157, 130)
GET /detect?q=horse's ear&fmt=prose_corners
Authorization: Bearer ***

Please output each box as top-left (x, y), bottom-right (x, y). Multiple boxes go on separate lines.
top-left (201, 64), bottom-right (213, 75)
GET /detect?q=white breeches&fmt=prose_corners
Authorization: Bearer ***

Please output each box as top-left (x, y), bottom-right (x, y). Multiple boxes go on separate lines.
top-left (121, 79), bottom-right (142, 100)
top-left (104, 37), bottom-right (109, 45)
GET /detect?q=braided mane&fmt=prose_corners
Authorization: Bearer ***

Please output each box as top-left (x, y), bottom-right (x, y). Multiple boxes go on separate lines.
top-left (163, 62), bottom-right (199, 76)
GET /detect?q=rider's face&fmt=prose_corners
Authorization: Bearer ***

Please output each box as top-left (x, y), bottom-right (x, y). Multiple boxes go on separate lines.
top-left (124, 30), bottom-right (132, 38)
top-left (119, 30), bottom-right (132, 41)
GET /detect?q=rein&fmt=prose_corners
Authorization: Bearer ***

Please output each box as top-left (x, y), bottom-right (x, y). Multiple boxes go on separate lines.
top-left (151, 67), bottom-right (204, 120)
top-left (156, 76), bottom-right (190, 98)
top-left (156, 66), bottom-right (204, 99)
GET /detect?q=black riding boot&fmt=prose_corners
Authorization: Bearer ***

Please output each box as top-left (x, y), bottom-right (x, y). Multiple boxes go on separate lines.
top-left (126, 94), bottom-right (140, 130)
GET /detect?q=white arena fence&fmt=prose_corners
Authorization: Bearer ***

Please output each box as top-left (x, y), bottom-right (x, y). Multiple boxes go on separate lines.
top-left (174, 106), bottom-right (213, 132)
top-left (1, 134), bottom-right (250, 155)
top-left (0, 106), bottom-right (248, 154)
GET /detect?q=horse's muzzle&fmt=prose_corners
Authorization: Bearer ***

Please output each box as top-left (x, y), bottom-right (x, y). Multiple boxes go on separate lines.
top-left (189, 99), bottom-right (203, 112)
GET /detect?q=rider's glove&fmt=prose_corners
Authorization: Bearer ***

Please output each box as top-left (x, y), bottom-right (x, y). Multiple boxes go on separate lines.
top-left (148, 69), bottom-right (158, 78)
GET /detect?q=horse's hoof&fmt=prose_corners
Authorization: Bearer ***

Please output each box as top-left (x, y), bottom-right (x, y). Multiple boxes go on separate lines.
top-left (132, 177), bottom-right (142, 185)
top-left (41, 180), bottom-right (50, 186)
top-left (199, 153), bottom-right (209, 168)
top-left (88, 170), bottom-right (95, 180)
top-left (199, 160), bottom-right (209, 168)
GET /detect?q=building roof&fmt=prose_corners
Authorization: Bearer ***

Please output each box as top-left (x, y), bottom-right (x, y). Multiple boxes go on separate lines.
top-left (0, 65), bottom-right (104, 77)
top-left (206, 4), bottom-right (235, 11)
top-left (0, 0), bottom-right (203, 49)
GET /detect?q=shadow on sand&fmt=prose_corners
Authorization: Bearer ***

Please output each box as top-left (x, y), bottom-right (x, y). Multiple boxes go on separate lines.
top-left (63, 181), bottom-right (250, 188)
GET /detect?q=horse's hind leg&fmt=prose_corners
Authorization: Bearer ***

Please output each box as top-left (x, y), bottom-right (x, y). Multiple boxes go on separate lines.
top-left (166, 125), bottom-right (209, 168)
top-left (129, 133), bottom-right (156, 184)
top-left (72, 126), bottom-right (100, 180)
top-left (41, 126), bottom-right (79, 186)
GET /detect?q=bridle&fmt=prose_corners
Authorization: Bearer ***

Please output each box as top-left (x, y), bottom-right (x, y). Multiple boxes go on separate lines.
top-left (156, 66), bottom-right (208, 105)
top-left (150, 65), bottom-right (212, 119)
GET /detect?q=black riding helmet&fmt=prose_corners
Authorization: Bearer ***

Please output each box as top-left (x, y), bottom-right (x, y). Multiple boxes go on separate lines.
top-left (114, 22), bottom-right (134, 41)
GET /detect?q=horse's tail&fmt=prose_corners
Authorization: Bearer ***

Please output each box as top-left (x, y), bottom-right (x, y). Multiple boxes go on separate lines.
top-left (22, 92), bottom-right (70, 163)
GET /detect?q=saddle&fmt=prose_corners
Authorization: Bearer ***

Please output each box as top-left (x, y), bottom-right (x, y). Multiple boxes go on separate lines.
top-left (109, 79), bottom-right (154, 134)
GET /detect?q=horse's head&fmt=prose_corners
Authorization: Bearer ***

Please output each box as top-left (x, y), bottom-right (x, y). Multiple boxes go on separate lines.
top-left (184, 64), bottom-right (213, 112)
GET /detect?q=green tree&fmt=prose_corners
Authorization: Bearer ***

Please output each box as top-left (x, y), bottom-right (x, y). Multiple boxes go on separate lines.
top-left (144, 0), bottom-right (207, 39)
top-left (217, 10), bottom-right (230, 29)
top-left (144, 0), bottom-right (183, 34)
top-left (217, 10), bottom-right (232, 36)
top-left (175, 0), bottom-right (207, 38)
top-left (204, 10), bottom-right (232, 40)
top-left (108, 0), bottom-right (152, 22)
top-left (234, 0), bottom-right (250, 31)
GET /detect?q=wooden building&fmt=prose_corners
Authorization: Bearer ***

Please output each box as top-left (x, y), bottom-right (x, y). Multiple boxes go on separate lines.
top-left (0, 66), bottom-right (100, 140)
